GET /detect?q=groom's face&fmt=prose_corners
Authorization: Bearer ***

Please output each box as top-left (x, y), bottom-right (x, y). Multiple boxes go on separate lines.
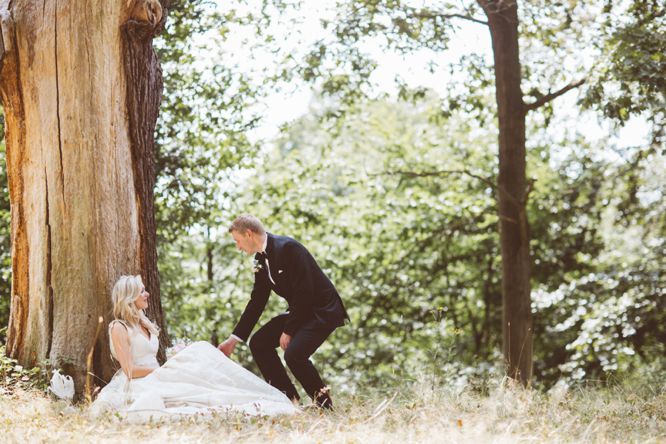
top-left (231, 229), bottom-right (258, 255)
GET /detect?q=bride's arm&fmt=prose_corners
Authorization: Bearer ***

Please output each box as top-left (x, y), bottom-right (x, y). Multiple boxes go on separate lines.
top-left (110, 323), bottom-right (155, 379)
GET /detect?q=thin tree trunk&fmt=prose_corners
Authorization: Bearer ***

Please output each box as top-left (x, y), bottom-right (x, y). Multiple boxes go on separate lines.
top-left (0, 0), bottom-right (168, 396)
top-left (478, 0), bottom-right (533, 385)
top-left (205, 227), bottom-right (217, 345)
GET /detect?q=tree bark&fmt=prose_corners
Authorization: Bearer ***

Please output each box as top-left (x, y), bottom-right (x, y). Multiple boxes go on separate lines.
top-left (122, 4), bottom-right (169, 363)
top-left (0, 0), bottom-right (168, 396)
top-left (478, 0), bottom-right (533, 385)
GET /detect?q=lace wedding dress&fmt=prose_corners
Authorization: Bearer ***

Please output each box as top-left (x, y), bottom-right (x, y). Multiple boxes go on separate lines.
top-left (90, 322), bottom-right (298, 421)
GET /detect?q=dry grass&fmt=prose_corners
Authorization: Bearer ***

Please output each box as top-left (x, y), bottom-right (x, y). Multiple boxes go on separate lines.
top-left (1, 380), bottom-right (665, 444)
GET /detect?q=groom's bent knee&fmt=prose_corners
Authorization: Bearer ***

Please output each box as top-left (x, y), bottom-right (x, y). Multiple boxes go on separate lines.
top-left (249, 335), bottom-right (268, 356)
top-left (283, 346), bottom-right (307, 368)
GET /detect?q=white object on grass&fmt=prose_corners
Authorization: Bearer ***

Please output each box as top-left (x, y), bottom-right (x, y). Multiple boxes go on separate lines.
top-left (49, 369), bottom-right (74, 402)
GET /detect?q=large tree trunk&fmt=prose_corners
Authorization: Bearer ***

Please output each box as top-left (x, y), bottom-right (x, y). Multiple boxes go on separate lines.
top-left (0, 0), bottom-right (168, 396)
top-left (479, 0), bottom-right (533, 385)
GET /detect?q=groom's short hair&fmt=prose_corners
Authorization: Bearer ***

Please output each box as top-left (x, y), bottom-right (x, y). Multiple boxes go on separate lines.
top-left (229, 215), bottom-right (266, 235)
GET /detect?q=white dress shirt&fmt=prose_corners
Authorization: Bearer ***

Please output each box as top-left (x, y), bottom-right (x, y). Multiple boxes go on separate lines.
top-left (261, 237), bottom-right (276, 286)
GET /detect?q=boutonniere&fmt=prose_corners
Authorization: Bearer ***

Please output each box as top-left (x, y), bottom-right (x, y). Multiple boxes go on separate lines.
top-left (252, 259), bottom-right (263, 273)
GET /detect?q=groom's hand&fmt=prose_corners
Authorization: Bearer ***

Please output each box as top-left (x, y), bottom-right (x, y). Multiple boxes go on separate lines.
top-left (279, 333), bottom-right (292, 350)
top-left (218, 337), bottom-right (239, 357)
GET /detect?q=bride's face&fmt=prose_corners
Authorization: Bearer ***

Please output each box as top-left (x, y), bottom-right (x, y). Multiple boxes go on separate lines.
top-left (134, 286), bottom-right (150, 310)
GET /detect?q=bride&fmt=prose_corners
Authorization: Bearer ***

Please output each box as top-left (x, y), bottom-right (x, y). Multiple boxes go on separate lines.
top-left (90, 275), bottom-right (299, 420)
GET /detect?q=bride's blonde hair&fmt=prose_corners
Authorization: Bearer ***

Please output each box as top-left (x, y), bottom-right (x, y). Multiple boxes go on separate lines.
top-left (111, 275), bottom-right (159, 335)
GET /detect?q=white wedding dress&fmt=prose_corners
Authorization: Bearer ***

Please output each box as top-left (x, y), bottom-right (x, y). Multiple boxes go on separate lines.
top-left (90, 322), bottom-right (299, 421)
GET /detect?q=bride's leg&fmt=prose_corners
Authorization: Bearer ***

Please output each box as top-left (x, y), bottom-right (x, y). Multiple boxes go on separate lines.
top-left (249, 313), bottom-right (300, 401)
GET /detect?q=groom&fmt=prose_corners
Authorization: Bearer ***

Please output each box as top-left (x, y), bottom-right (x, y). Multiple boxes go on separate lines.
top-left (218, 215), bottom-right (349, 409)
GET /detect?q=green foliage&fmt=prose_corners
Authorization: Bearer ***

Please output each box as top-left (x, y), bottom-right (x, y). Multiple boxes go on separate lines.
top-left (0, 340), bottom-right (49, 392)
top-left (242, 0), bottom-right (664, 389)
top-left (290, 1), bottom-right (492, 111)
top-left (583, 1), bottom-right (665, 124)
top-left (532, 144), bottom-right (666, 383)
top-left (152, 0), bottom-right (268, 357)
top-left (0, 0), bottom-right (662, 394)
top-left (158, 87), bottom-right (661, 389)
top-left (153, 0), bottom-right (263, 243)
top-left (156, 94), bottom-right (503, 388)
top-left (246, 97), bottom-right (504, 387)
top-left (535, 261), bottom-right (665, 382)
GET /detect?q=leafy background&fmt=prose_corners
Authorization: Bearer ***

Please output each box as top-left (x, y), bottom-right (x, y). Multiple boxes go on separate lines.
top-left (0, 0), bottom-right (663, 395)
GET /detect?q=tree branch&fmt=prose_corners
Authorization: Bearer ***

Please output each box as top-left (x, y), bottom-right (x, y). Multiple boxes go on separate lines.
top-left (412, 10), bottom-right (488, 26)
top-left (378, 168), bottom-right (496, 189)
top-left (524, 78), bottom-right (586, 112)
top-left (378, 168), bottom-right (532, 209)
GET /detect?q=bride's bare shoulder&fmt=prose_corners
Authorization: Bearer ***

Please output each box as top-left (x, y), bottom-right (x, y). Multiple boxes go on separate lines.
top-left (109, 320), bottom-right (131, 337)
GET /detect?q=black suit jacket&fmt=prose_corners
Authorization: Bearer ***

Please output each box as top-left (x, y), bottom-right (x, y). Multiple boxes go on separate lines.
top-left (232, 233), bottom-right (349, 341)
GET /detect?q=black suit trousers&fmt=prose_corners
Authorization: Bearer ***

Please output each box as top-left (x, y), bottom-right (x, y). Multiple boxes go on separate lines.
top-left (249, 313), bottom-right (335, 402)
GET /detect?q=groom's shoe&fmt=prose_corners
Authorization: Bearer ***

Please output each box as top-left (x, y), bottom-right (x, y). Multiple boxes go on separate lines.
top-left (314, 387), bottom-right (334, 410)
